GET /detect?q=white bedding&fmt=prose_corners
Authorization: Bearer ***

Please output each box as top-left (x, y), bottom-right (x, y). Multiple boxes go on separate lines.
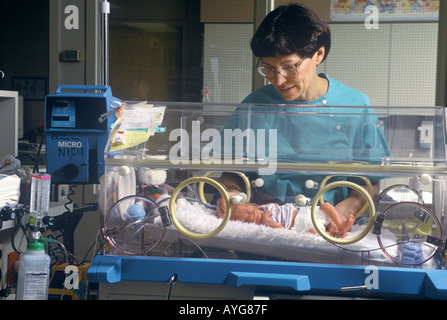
top-left (171, 201), bottom-right (398, 266)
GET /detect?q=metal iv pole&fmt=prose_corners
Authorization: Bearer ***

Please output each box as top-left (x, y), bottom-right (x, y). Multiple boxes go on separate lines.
top-left (100, 0), bottom-right (110, 86)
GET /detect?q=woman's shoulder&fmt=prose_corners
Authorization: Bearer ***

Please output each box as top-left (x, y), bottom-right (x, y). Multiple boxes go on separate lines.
top-left (324, 74), bottom-right (371, 106)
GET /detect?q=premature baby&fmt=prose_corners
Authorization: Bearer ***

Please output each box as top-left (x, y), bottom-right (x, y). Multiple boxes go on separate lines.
top-left (216, 192), bottom-right (355, 238)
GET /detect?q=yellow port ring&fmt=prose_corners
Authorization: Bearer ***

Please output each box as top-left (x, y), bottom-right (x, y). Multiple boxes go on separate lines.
top-left (311, 181), bottom-right (376, 245)
top-left (319, 175), bottom-right (373, 218)
top-left (198, 171), bottom-right (251, 204)
top-left (169, 176), bottom-right (231, 240)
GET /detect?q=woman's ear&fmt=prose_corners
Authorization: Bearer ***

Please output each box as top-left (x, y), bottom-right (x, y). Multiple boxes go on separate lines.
top-left (314, 46), bottom-right (325, 66)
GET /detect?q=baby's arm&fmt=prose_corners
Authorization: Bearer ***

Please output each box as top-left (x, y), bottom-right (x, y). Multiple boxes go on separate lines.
top-left (258, 204), bottom-right (286, 229)
top-left (258, 203), bottom-right (298, 230)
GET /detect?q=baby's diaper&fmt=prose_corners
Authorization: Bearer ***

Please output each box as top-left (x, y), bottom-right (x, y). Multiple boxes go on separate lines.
top-left (293, 205), bottom-right (331, 233)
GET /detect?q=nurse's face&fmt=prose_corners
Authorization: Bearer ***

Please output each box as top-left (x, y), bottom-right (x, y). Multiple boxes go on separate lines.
top-left (260, 50), bottom-right (323, 101)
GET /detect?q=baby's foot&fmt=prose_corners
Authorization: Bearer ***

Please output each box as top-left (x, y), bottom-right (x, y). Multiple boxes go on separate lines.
top-left (338, 214), bottom-right (355, 238)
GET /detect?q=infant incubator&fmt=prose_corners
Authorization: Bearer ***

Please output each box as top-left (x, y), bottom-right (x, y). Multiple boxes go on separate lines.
top-left (87, 102), bottom-right (447, 299)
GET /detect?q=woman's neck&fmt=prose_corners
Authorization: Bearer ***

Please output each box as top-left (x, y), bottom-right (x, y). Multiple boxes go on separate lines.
top-left (299, 73), bottom-right (329, 102)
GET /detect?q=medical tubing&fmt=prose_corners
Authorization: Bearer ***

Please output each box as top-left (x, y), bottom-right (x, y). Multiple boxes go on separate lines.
top-left (32, 130), bottom-right (46, 174)
top-left (169, 176), bottom-right (232, 240)
top-left (310, 180), bottom-right (376, 245)
top-left (39, 237), bottom-right (70, 299)
top-left (64, 185), bottom-right (77, 214)
top-left (11, 208), bottom-right (29, 254)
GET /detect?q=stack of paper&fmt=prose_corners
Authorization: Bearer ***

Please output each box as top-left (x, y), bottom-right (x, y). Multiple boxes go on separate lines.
top-left (0, 174), bottom-right (21, 207)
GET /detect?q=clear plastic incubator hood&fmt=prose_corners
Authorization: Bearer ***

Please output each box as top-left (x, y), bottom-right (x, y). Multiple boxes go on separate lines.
top-left (88, 102), bottom-right (447, 299)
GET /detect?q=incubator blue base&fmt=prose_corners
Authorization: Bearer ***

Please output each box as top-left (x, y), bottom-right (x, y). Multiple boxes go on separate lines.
top-left (87, 254), bottom-right (447, 299)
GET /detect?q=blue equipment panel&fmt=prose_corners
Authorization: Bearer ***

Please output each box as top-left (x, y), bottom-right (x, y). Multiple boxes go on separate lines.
top-left (44, 85), bottom-right (120, 184)
top-left (87, 255), bottom-right (447, 299)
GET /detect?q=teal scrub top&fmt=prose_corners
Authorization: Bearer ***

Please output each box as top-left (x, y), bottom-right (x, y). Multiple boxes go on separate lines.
top-left (223, 73), bottom-right (391, 204)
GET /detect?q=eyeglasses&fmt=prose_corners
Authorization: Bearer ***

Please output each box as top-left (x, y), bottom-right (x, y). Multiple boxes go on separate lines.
top-left (257, 58), bottom-right (305, 79)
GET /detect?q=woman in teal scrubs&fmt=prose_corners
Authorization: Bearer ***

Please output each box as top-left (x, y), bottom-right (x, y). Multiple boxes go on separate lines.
top-left (220, 3), bottom-right (391, 223)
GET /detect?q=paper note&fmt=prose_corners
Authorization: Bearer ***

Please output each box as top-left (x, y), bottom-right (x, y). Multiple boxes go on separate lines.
top-left (110, 104), bottom-right (166, 152)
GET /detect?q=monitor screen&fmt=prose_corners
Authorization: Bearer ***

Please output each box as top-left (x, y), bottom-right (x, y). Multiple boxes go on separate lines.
top-left (0, 91), bottom-right (18, 158)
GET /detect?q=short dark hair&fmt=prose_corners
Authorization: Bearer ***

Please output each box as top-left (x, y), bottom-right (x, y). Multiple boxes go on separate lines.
top-left (250, 3), bottom-right (331, 62)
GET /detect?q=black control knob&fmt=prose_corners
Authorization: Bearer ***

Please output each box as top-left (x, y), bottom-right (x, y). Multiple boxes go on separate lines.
top-left (61, 164), bottom-right (79, 180)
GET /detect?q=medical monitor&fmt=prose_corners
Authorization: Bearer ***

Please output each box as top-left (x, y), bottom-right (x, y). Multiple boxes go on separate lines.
top-left (0, 91), bottom-right (18, 158)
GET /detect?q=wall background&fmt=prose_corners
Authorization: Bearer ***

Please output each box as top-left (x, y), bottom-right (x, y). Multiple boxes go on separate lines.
top-left (201, 0), bottom-right (439, 106)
